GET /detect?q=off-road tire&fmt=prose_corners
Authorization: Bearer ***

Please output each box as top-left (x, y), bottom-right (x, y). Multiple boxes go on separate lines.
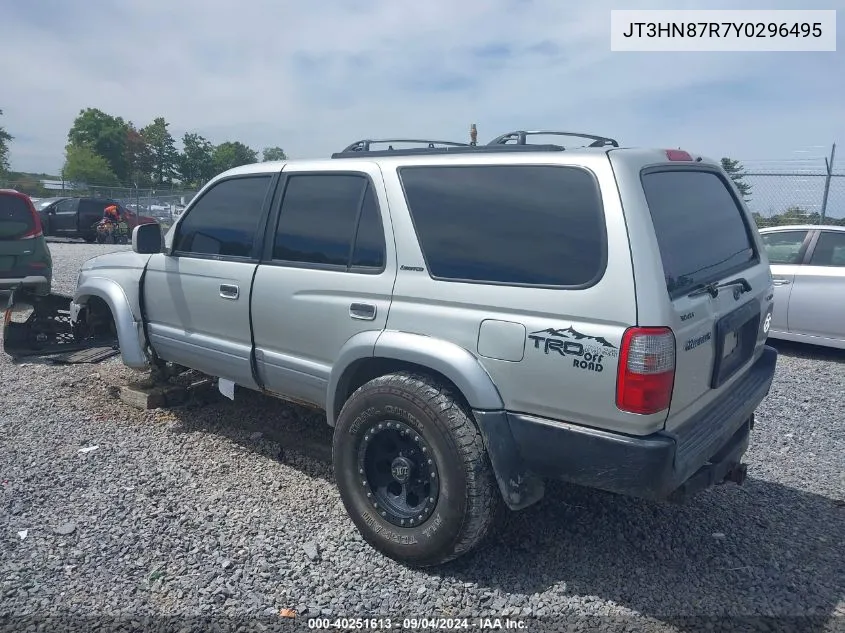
top-left (333, 371), bottom-right (500, 567)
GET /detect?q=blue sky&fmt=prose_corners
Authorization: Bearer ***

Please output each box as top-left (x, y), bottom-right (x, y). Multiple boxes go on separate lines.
top-left (1, 0), bottom-right (843, 179)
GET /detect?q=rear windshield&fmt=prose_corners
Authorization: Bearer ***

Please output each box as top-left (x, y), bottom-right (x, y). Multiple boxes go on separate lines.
top-left (641, 169), bottom-right (756, 297)
top-left (0, 194), bottom-right (35, 240)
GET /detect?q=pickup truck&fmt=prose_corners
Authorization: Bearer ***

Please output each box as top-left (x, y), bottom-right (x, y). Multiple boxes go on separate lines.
top-left (35, 197), bottom-right (157, 242)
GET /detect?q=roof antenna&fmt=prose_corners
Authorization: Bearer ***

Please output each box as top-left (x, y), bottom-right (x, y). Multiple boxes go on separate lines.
top-left (470, 123), bottom-right (477, 146)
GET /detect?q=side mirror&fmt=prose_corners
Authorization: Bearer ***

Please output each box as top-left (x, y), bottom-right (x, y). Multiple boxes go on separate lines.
top-left (132, 223), bottom-right (163, 254)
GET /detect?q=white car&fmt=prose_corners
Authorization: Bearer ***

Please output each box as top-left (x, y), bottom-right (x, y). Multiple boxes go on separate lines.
top-left (758, 224), bottom-right (845, 350)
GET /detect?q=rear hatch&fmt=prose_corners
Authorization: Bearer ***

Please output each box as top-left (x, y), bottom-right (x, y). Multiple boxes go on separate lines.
top-left (0, 193), bottom-right (42, 274)
top-left (619, 154), bottom-right (773, 432)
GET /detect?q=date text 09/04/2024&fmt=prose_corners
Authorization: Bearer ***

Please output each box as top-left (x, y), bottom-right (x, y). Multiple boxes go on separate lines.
top-left (307, 617), bottom-right (528, 630)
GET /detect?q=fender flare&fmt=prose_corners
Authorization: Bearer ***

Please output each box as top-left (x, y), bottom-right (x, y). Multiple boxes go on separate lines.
top-left (326, 330), bottom-right (504, 427)
top-left (73, 278), bottom-right (148, 368)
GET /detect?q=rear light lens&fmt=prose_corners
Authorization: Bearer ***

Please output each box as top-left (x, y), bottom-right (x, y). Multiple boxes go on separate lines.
top-left (616, 327), bottom-right (676, 415)
top-left (665, 149), bottom-right (693, 161)
top-left (20, 204), bottom-right (43, 239)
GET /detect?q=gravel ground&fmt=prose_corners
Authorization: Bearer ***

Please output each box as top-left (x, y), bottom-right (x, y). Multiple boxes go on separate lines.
top-left (1, 242), bottom-right (844, 633)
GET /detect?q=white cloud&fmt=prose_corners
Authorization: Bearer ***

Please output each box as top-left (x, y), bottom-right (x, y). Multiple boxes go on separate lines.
top-left (1, 0), bottom-right (843, 174)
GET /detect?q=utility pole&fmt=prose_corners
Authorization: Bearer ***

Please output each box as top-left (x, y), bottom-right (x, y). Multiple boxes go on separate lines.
top-left (820, 142), bottom-right (836, 225)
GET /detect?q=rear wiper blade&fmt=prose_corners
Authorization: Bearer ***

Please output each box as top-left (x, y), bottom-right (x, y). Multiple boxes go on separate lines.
top-left (688, 277), bottom-right (752, 298)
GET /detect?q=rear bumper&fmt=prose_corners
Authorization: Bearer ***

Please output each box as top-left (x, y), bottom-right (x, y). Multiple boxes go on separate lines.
top-left (0, 275), bottom-right (51, 295)
top-left (475, 345), bottom-right (778, 509)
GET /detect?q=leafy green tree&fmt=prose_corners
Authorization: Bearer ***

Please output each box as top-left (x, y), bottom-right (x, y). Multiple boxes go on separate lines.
top-left (178, 133), bottom-right (216, 187)
top-left (126, 123), bottom-right (154, 187)
top-left (67, 108), bottom-right (130, 183)
top-left (63, 144), bottom-right (120, 186)
top-left (720, 157), bottom-right (752, 202)
top-left (213, 141), bottom-right (258, 173)
top-left (0, 109), bottom-right (13, 176)
top-left (141, 117), bottom-right (178, 185)
top-left (262, 146), bottom-right (287, 162)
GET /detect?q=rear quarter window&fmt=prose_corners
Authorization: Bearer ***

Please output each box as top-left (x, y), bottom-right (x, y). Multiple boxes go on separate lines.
top-left (641, 168), bottom-right (757, 297)
top-left (0, 194), bottom-right (35, 240)
top-left (398, 164), bottom-right (606, 287)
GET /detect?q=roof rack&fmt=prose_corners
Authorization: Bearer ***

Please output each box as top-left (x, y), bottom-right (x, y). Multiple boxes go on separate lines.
top-left (487, 130), bottom-right (619, 148)
top-left (340, 139), bottom-right (471, 153)
top-left (331, 140), bottom-right (567, 159)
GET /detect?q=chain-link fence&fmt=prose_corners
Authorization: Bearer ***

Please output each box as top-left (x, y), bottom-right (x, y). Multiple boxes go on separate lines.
top-left (4, 167), bottom-right (844, 230)
top-left (0, 178), bottom-right (198, 226)
top-left (744, 171), bottom-right (845, 228)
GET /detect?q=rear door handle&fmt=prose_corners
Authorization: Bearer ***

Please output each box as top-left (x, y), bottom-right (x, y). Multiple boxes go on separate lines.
top-left (219, 284), bottom-right (239, 299)
top-left (350, 302), bottom-right (376, 320)
top-left (772, 279), bottom-right (791, 286)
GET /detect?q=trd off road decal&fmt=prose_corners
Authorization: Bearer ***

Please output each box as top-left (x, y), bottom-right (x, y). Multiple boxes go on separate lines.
top-left (528, 326), bottom-right (618, 373)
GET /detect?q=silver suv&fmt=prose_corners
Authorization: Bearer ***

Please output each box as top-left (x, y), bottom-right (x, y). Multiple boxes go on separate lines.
top-left (33, 131), bottom-right (781, 566)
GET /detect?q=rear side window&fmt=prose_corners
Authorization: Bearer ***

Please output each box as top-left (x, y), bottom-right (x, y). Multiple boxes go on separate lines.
top-left (175, 175), bottom-right (271, 257)
top-left (273, 173), bottom-right (386, 271)
top-left (809, 231), bottom-right (845, 267)
top-left (79, 200), bottom-right (108, 214)
top-left (760, 230), bottom-right (808, 264)
top-left (0, 194), bottom-right (35, 240)
top-left (398, 165), bottom-right (606, 286)
top-left (641, 169), bottom-right (756, 296)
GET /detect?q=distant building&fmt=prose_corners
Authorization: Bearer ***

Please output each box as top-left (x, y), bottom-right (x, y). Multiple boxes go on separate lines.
top-left (40, 179), bottom-right (87, 191)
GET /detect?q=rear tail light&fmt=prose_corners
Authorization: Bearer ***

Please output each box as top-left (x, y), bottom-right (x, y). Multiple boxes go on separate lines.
top-left (20, 201), bottom-right (43, 239)
top-left (665, 149), bottom-right (693, 161)
top-left (616, 327), bottom-right (676, 415)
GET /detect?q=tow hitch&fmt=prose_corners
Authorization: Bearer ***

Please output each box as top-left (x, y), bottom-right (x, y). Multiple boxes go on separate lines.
top-left (723, 462), bottom-right (748, 486)
top-left (2, 286), bottom-right (117, 361)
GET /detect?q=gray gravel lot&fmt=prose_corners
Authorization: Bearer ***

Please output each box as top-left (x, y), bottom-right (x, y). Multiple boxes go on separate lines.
top-left (1, 242), bottom-right (844, 632)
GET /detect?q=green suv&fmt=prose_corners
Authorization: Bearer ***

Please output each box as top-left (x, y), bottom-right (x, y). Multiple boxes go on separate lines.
top-left (0, 189), bottom-right (52, 296)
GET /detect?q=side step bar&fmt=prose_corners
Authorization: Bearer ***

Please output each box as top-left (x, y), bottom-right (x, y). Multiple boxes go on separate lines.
top-left (3, 286), bottom-right (116, 360)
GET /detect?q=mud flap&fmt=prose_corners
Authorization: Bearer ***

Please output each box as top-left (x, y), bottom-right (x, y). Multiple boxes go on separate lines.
top-left (2, 286), bottom-right (117, 361)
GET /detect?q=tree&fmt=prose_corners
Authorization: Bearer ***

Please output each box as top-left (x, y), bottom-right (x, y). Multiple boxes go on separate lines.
top-left (67, 108), bottom-right (130, 183)
top-left (141, 117), bottom-right (178, 185)
top-left (262, 146), bottom-right (287, 162)
top-left (213, 141), bottom-right (258, 173)
top-left (126, 123), bottom-right (154, 187)
top-left (0, 109), bottom-right (12, 176)
top-left (178, 133), bottom-right (216, 187)
top-left (63, 144), bottom-right (119, 186)
top-left (720, 157), bottom-right (752, 202)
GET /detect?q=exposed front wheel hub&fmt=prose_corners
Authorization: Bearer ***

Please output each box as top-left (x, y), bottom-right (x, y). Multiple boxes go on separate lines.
top-left (390, 456), bottom-right (414, 484)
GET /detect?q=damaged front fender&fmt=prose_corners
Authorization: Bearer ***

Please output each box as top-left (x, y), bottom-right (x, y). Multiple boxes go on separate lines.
top-left (73, 277), bottom-right (148, 368)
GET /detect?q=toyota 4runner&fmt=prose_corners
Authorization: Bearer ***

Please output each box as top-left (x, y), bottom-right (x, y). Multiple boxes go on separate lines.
top-left (3, 131), bottom-right (778, 566)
